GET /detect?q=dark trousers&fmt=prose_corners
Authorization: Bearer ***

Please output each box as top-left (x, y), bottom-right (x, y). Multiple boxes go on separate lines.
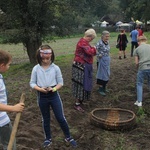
top-left (0, 122), bottom-right (16, 150)
top-left (97, 79), bottom-right (108, 89)
top-left (38, 91), bottom-right (70, 140)
top-left (131, 41), bottom-right (138, 57)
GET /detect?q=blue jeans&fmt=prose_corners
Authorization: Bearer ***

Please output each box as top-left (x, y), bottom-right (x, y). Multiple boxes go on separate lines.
top-left (38, 91), bottom-right (70, 140)
top-left (136, 69), bottom-right (150, 102)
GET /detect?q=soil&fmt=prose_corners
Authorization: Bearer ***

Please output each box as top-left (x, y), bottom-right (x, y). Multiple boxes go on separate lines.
top-left (1, 53), bottom-right (150, 150)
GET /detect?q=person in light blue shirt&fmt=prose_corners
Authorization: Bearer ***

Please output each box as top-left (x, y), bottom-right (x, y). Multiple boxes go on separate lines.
top-left (0, 50), bottom-right (24, 150)
top-left (130, 27), bottom-right (139, 57)
top-left (29, 45), bottom-right (77, 148)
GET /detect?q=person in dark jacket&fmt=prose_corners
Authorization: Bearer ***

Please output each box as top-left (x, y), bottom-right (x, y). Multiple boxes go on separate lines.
top-left (117, 29), bottom-right (128, 59)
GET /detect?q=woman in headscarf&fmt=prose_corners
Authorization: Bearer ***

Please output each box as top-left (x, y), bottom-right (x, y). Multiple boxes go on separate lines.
top-left (96, 30), bottom-right (111, 96)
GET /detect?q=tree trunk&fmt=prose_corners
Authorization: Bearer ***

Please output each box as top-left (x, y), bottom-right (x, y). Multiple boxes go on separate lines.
top-left (144, 19), bottom-right (147, 32)
top-left (24, 38), bottom-right (42, 64)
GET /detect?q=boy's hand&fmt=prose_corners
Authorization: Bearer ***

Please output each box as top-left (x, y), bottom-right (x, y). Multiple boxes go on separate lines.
top-left (13, 103), bottom-right (25, 112)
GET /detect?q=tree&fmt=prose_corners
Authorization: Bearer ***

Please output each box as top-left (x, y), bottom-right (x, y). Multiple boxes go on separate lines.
top-left (119, 0), bottom-right (150, 24)
top-left (0, 0), bottom-right (130, 64)
top-left (0, 0), bottom-right (79, 64)
top-left (0, 0), bottom-right (59, 63)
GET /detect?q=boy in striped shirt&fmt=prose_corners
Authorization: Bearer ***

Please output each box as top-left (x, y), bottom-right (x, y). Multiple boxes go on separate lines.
top-left (0, 50), bottom-right (24, 150)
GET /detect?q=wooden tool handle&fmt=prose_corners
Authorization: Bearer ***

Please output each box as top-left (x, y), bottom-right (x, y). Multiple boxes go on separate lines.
top-left (7, 93), bottom-right (25, 150)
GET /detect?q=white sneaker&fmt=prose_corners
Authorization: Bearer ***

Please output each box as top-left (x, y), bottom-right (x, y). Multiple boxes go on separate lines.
top-left (137, 102), bottom-right (142, 107)
top-left (134, 101), bottom-right (142, 107)
top-left (134, 101), bottom-right (138, 105)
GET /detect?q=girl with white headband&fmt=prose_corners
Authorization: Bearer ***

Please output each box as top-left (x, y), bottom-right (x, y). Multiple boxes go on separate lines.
top-left (30, 45), bottom-right (77, 148)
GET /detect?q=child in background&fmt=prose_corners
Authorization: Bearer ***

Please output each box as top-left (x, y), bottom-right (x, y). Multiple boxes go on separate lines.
top-left (0, 50), bottom-right (25, 150)
top-left (30, 45), bottom-right (77, 148)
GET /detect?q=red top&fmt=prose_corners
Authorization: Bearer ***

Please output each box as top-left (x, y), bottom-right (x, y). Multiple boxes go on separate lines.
top-left (74, 38), bottom-right (96, 64)
top-left (137, 29), bottom-right (143, 36)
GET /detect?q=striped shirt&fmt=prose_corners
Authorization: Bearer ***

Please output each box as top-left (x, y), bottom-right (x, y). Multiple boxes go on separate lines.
top-left (0, 74), bottom-right (10, 127)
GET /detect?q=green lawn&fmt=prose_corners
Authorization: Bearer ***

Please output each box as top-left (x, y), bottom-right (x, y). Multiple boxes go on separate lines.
top-left (0, 31), bottom-right (150, 64)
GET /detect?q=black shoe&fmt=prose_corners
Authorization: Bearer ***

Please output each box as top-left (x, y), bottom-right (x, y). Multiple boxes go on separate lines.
top-left (124, 55), bottom-right (126, 59)
top-left (119, 56), bottom-right (122, 59)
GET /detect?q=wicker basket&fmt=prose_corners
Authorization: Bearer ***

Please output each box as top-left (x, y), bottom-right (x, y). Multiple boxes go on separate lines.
top-left (90, 108), bottom-right (136, 131)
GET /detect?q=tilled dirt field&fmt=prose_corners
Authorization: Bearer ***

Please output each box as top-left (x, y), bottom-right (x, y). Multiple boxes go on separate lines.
top-left (1, 53), bottom-right (150, 150)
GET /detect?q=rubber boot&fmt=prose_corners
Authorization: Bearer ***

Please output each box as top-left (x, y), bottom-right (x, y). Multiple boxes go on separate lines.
top-left (104, 87), bottom-right (109, 93)
top-left (98, 87), bottom-right (106, 96)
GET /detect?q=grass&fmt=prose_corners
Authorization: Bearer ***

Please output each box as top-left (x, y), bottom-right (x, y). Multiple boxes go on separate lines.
top-left (3, 63), bottom-right (33, 78)
top-left (1, 31), bottom-right (150, 103)
top-left (1, 31), bottom-right (150, 101)
top-left (136, 107), bottom-right (146, 123)
top-left (0, 31), bottom-right (150, 63)
top-left (0, 32), bottom-right (123, 61)
top-left (0, 32), bottom-right (122, 78)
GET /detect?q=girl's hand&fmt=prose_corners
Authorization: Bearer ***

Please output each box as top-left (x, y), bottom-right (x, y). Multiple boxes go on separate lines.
top-left (40, 87), bottom-right (48, 93)
top-left (47, 87), bottom-right (57, 92)
top-left (46, 87), bottom-right (53, 92)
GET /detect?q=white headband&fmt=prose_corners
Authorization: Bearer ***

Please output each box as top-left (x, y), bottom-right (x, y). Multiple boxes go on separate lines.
top-left (39, 49), bottom-right (52, 54)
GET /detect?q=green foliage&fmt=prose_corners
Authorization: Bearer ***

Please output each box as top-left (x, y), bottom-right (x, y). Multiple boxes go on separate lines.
top-left (137, 107), bottom-right (145, 116)
top-left (0, 0), bottom-right (56, 42)
top-left (115, 135), bottom-right (125, 150)
top-left (0, 0), bottom-right (126, 65)
top-left (136, 107), bottom-right (146, 123)
top-left (119, 0), bottom-right (150, 22)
